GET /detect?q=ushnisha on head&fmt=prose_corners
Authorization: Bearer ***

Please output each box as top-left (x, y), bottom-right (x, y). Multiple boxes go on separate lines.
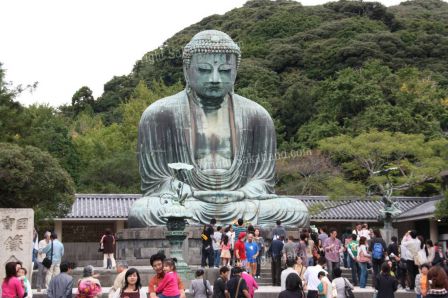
top-left (182, 30), bottom-right (241, 69)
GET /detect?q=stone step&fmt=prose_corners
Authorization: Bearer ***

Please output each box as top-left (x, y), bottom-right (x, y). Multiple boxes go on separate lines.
top-left (33, 265), bottom-right (374, 288)
top-left (31, 286), bottom-right (417, 298)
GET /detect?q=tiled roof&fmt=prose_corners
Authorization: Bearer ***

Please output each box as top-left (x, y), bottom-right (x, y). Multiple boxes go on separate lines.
top-left (65, 194), bottom-right (437, 222)
top-left (397, 199), bottom-right (439, 220)
top-left (66, 194), bottom-right (140, 219)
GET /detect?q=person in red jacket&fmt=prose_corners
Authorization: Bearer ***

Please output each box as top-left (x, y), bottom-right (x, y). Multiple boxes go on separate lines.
top-left (235, 232), bottom-right (247, 269)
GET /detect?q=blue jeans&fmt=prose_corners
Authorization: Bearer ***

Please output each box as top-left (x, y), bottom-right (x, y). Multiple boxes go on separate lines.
top-left (348, 256), bottom-right (360, 285)
top-left (359, 262), bottom-right (368, 288)
top-left (343, 251), bottom-right (349, 268)
top-left (214, 249), bottom-right (221, 267)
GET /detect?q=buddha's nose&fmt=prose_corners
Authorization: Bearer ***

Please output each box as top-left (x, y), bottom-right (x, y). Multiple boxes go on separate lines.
top-left (211, 68), bottom-right (221, 83)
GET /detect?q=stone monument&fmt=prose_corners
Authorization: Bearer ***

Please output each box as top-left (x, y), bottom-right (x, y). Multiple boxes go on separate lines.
top-left (128, 30), bottom-right (309, 227)
top-left (0, 209), bottom-right (34, 281)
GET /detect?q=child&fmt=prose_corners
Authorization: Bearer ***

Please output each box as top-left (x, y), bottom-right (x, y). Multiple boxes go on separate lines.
top-left (220, 234), bottom-right (231, 266)
top-left (415, 263), bottom-right (430, 298)
top-left (156, 258), bottom-right (180, 298)
top-left (17, 267), bottom-right (33, 298)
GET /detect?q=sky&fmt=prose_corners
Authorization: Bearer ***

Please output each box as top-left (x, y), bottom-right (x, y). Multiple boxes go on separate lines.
top-left (1, 0), bottom-right (408, 107)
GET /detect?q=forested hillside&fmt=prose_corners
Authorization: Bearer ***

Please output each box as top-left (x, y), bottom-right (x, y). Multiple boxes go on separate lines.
top-left (1, 0), bottom-right (448, 218)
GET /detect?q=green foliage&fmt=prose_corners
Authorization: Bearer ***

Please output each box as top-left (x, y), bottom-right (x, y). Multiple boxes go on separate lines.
top-left (72, 86), bottom-right (95, 116)
top-left (318, 131), bottom-right (448, 197)
top-left (72, 80), bottom-right (183, 193)
top-left (435, 191), bottom-right (448, 219)
top-left (0, 64), bottom-right (26, 142)
top-left (0, 143), bottom-right (75, 222)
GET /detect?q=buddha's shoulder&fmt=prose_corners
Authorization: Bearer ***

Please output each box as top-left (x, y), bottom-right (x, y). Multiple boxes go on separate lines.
top-left (233, 93), bottom-right (273, 119)
top-left (141, 90), bottom-right (186, 116)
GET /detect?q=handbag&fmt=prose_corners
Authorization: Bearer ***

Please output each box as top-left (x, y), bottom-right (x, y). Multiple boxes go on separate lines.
top-left (343, 278), bottom-right (355, 298)
top-left (42, 240), bottom-right (53, 269)
top-left (203, 278), bottom-right (211, 298)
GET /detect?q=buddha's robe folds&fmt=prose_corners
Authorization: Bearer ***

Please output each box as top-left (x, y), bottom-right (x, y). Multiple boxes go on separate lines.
top-left (128, 90), bottom-right (309, 227)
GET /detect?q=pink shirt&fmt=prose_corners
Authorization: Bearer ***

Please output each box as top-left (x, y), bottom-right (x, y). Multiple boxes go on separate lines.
top-left (242, 272), bottom-right (258, 298)
top-left (323, 237), bottom-right (341, 262)
top-left (156, 271), bottom-right (180, 296)
top-left (2, 277), bottom-right (25, 298)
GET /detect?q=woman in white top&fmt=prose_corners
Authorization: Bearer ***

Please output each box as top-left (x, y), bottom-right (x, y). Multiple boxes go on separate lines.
top-left (357, 236), bottom-right (371, 288)
top-left (331, 268), bottom-right (354, 298)
top-left (112, 268), bottom-right (146, 298)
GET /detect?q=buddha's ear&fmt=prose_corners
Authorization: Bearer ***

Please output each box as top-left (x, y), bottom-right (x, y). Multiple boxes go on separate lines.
top-left (183, 64), bottom-right (190, 86)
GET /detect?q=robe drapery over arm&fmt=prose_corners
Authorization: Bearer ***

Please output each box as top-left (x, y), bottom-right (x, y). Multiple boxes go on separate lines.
top-left (128, 90), bottom-right (309, 227)
top-left (138, 90), bottom-right (276, 198)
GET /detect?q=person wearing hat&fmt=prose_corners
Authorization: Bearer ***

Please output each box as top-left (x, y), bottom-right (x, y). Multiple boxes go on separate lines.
top-left (76, 265), bottom-right (102, 298)
top-left (235, 232), bottom-right (247, 269)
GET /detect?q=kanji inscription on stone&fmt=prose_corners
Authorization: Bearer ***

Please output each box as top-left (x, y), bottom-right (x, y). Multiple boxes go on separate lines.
top-left (1, 216), bottom-right (15, 231)
top-left (4, 235), bottom-right (23, 251)
top-left (16, 218), bottom-right (28, 230)
top-left (0, 209), bottom-right (34, 282)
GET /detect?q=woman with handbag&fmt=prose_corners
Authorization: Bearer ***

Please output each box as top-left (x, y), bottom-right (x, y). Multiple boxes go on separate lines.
top-left (100, 229), bottom-right (116, 269)
top-left (357, 236), bottom-right (371, 288)
top-left (331, 268), bottom-right (354, 298)
top-left (189, 269), bottom-right (213, 298)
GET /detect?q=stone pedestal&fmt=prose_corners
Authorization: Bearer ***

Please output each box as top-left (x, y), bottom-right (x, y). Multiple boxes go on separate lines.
top-left (380, 227), bottom-right (398, 244)
top-left (116, 225), bottom-right (204, 265)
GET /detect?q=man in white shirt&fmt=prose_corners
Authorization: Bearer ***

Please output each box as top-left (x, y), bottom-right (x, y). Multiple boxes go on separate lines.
top-left (213, 226), bottom-right (223, 268)
top-left (281, 257), bottom-right (299, 291)
top-left (401, 230), bottom-right (421, 290)
top-left (36, 231), bottom-right (51, 291)
top-left (304, 256), bottom-right (328, 298)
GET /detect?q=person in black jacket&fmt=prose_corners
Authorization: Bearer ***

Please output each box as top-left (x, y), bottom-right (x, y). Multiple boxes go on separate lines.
top-left (376, 262), bottom-right (398, 298)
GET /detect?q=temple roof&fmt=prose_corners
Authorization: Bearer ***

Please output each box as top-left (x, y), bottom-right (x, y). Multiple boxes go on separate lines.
top-left (63, 194), bottom-right (442, 222)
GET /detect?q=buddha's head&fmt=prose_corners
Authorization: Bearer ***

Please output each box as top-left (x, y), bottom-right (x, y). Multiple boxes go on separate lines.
top-left (183, 30), bottom-right (241, 104)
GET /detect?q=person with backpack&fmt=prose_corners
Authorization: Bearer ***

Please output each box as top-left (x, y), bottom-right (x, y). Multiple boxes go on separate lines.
top-left (201, 219), bottom-right (216, 268)
top-left (369, 230), bottom-right (387, 288)
top-left (213, 266), bottom-right (230, 298)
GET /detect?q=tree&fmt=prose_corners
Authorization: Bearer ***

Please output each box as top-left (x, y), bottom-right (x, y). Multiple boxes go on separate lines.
top-left (0, 64), bottom-right (27, 142)
top-left (72, 86), bottom-right (95, 116)
top-left (276, 150), bottom-right (339, 195)
top-left (0, 143), bottom-right (75, 222)
top-left (19, 105), bottom-right (80, 182)
top-left (318, 131), bottom-right (448, 198)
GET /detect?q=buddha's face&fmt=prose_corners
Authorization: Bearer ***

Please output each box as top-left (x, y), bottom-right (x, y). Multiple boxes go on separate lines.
top-left (186, 53), bottom-right (237, 100)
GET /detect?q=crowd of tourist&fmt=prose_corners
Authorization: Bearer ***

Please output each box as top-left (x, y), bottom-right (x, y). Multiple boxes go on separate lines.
top-left (3, 221), bottom-right (448, 298)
